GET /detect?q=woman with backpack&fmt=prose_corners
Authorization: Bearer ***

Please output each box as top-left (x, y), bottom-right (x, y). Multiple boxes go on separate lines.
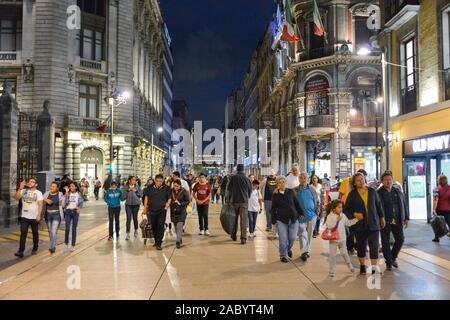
top-left (170, 180), bottom-right (190, 249)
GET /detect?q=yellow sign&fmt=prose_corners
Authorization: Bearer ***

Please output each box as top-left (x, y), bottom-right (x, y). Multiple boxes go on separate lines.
top-left (354, 158), bottom-right (366, 164)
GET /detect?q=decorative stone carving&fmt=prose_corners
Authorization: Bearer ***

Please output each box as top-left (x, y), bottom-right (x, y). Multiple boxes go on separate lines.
top-left (337, 120), bottom-right (350, 139)
top-left (68, 64), bottom-right (75, 83)
top-left (23, 59), bottom-right (34, 83)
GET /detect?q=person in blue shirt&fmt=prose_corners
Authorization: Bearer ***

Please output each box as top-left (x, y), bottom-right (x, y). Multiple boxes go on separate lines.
top-left (104, 181), bottom-right (122, 241)
top-left (296, 172), bottom-right (320, 262)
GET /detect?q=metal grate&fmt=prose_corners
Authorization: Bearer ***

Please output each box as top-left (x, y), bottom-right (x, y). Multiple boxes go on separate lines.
top-left (17, 112), bottom-right (38, 182)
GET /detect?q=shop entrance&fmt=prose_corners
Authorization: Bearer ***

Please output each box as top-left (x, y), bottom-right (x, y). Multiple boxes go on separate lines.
top-left (404, 158), bottom-right (428, 220)
top-left (80, 148), bottom-right (104, 192)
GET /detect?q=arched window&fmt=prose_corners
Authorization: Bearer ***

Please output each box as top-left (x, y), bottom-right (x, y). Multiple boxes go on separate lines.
top-left (304, 75), bottom-right (331, 127)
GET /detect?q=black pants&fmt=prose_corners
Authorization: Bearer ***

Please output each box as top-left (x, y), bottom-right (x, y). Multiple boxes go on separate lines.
top-left (125, 205), bottom-right (140, 233)
top-left (381, 222), bottom-right (405, 264)
top-left (19, 218), bottom-right (39, 253)
top-left (108, 207), bottom-right (121, 237)
top-left (197, 204), bottom-right (209, 231)
top-left (355, 229), bottom-right (380, 260)
top-left (94, 187), bottom-right (100, 200)
top-left (150, 210), bottom-right (166, 246)
top-left (346, 225), bottom-right (357, 251)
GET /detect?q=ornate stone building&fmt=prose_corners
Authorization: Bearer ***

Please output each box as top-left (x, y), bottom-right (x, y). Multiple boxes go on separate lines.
top-left (230, 0), bottom-right (383, 180)
top-left (0, 0), bottom-right (169, 185)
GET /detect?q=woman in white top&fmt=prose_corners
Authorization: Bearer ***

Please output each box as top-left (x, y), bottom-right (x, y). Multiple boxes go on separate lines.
top-left (248, 180), bottom-right (263, 238)
top-left (324, 200), bottom-right (363, 277)
top-left (63, 182), bottom-right (84, 253)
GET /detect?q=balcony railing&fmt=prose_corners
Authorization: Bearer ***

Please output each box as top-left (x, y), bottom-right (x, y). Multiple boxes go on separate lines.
top-left (65, 115), bottom-right (103, 131)
top-left (305, 115), bottom-right (335, 128)
top-left (0, 51), bottom-right (22, 65)
top-left (75, 57), bottom-right (107, 73)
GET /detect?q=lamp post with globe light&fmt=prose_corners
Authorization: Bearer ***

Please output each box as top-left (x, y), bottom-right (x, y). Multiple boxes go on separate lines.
top-left (107, 89), bottom-right (129, 177)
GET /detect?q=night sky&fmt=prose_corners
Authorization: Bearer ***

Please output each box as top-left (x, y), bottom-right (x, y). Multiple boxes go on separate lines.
top-left (160, 0), bottom-right (277, 129)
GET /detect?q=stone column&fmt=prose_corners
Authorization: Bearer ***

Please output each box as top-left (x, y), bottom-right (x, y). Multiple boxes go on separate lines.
top-left (65, 144), bottom-right (74, 177)
top-left (286, 105), bottom-right (293, 167)
top-left (330, 89), bottom-right (351, 178)
top-left (117, 146), bottom-right (124, 178)
top-left (73, 144), bottom-right (82, 181)
top-left (37, 100), bottom-right (55, 172)
top-left (0, 82), bottom-right (19, 227)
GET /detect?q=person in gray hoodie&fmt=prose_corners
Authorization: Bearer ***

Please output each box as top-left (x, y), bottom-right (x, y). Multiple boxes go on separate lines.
top-left (121, 176), bottom-right (143, 240)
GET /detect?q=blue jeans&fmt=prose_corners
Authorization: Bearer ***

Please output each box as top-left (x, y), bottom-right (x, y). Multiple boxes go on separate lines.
top-left (277, 219), bottom-right (299, 258)
top-left (65, 209), bottom-right (79, 247)
top-left (248, 211), bottom-right (258, 234)
top-left (264, 200), bottom-right (272, 229)
top-left (46, 213), bottom-right (61, 250)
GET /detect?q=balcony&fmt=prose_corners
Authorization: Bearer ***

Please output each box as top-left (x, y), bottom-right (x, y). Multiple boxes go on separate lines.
top-left (0, 51), bottom-right (22, 65)
top-left (65, 115), bottom-right (103, 132)
top-left (384, 0), bottom-right (420, 30)
top-left (305, 115), bottom-right (335, 128)
top-left (75, 57), bottom-right (107, 73)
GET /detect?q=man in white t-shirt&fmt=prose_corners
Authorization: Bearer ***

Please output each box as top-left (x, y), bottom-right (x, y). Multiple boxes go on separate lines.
top-left (285, 164), bottom-right (300, 190)
top-left (14, 177), bottom-right (43, 258)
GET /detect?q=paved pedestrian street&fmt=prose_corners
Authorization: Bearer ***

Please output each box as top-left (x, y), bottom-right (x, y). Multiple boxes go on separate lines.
top-left (0, 201), bottom-right (449, 300)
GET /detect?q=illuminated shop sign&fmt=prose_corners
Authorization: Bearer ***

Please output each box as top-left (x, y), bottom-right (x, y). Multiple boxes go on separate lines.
top-left (404, 132), bottom-right (450, 156)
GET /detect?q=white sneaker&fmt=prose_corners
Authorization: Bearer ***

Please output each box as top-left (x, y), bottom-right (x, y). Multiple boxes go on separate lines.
top-left (134, 230), bottom-right (139, 238)
top-left (348, 263), bottom-right (355, 273)
top-left (198, 230), bottom-right (204, 235)
top-left (205, 230), bottom-right (211, 236)
top-left (63, 245), bottom-right (69, 253)
top-left (249, 233), bottom-right (254, 238)
top-left (70, 246), bottom-right (76, 252)
top-left (126, 233), bottom-right (130, 240)
top-left (274, 233), bottom-right (279, 239)
top-left (329, 272), bottom-right (335, 277)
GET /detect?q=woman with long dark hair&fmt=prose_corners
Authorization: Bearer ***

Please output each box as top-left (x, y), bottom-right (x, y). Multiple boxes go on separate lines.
top-left (63, 181), bottom-right (84, 253)
top-left (121, 176), bottom-right (143, 240)
top-left (344, 173), bottom-right (385, 275)
top-left (170, 180), bottom-right (190, 248)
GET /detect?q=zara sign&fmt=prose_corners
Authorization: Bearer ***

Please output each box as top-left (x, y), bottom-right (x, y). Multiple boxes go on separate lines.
top-left (404, 132), bottom-right (450, 156)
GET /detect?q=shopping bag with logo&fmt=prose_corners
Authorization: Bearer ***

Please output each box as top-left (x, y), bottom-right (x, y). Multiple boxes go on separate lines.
top-left (321, 220), bottom-right (340, 241)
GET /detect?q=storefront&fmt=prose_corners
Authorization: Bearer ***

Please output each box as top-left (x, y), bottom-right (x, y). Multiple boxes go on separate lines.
top-left (306, 139), bottom-right (331, 178)
top-left (402, 131), bottom-right (450, 220)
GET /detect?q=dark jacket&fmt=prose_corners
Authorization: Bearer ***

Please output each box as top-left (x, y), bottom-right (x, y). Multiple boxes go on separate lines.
top-left (121, 184), bottom-right (143, 206)
top-left (170, 189), bottom-right (190, 223)
top-left (226, 172), bottom-right (252, 204)
top-left (377, 185), bottom-right (409, 224)
top-left (344, 187), bottom-right (385, 231)
top-left (270, 188), bottom-right (304, 225)
top-left (145, 184), bottom-right (171, 214)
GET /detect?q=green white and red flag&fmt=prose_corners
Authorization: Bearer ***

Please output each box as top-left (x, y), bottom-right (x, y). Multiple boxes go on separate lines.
top-left (281, 0), bottom-right (300, 42)
top-left (312, 0), bottom-right (326, 38)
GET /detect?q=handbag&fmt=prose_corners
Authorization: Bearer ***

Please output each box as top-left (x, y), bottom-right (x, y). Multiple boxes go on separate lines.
top-left (321, 220), bottom-right (340, 241)
top-left (171, 190), bottom-right (184, 214)
top-left (140, 219), bottom-right (153, 239)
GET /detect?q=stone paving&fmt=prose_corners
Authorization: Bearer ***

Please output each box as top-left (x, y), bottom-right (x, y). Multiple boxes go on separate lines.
top-left (0, 202), bottom-right (449, 300)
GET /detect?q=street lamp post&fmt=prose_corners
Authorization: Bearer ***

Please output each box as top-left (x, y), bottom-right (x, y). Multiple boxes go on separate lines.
top-left (151, 126), bottom-right (164, 177)
top-left (108, 89), bottom-right (129, 177)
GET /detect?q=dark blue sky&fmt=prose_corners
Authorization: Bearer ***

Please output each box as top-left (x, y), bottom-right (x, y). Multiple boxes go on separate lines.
top-left (160, 0), bottom-right (277, 129)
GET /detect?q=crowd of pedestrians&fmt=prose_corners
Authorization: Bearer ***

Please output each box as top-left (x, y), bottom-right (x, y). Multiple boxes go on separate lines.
top-left (12, 166), bottom-right (450, 279)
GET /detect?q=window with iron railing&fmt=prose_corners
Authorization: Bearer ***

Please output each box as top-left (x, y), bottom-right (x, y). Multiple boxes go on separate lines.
top-left (0, 18), bottom-right (21, 52)
top-left (79, 84), bottom-right (100, 119)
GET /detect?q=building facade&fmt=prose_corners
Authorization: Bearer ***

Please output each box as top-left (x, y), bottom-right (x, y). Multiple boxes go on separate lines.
top-left (0, 0), bottom-right (169, 184)
top-left (229, 0), bottom-right (383, 180)
top-left (379, 0), bottom-right (450, 221)
top-left (162, 23), bottom-right (174, 169)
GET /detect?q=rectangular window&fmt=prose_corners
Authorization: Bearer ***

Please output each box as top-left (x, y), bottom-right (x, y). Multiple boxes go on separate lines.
top-left (0, 20), bottom-right (14, 51)
top-left (77, 0), bottom-right (106, 17)
top-left (79, 84), bottom-right (100, 118)
top-left (79, 28), bottom-right (103, 61)
top-left (404, 37), bottom-right (416, 90)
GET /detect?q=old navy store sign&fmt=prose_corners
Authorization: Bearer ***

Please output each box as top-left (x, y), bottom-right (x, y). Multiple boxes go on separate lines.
top-left (404, 132), bottom-right (450, 156)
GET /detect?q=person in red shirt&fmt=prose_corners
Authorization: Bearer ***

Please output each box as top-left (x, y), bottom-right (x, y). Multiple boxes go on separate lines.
top-left (193, 173), bottom-right (212, 236)
top-left (433, 175), bottom-right (450, 242)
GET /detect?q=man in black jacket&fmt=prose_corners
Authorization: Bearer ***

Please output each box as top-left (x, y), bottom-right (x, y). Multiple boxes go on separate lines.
top-left (377, 171), bottom-right (409, 270)
top-left (227, 164), bottom-right (252, 244)
top-left (143, 174), bottom-right (171, 250)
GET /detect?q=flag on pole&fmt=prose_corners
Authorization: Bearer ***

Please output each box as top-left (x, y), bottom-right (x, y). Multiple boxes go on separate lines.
top-left (312, 0), bottom-right (326, 38)
top-left (281, 0), bottom-right (300, 42)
